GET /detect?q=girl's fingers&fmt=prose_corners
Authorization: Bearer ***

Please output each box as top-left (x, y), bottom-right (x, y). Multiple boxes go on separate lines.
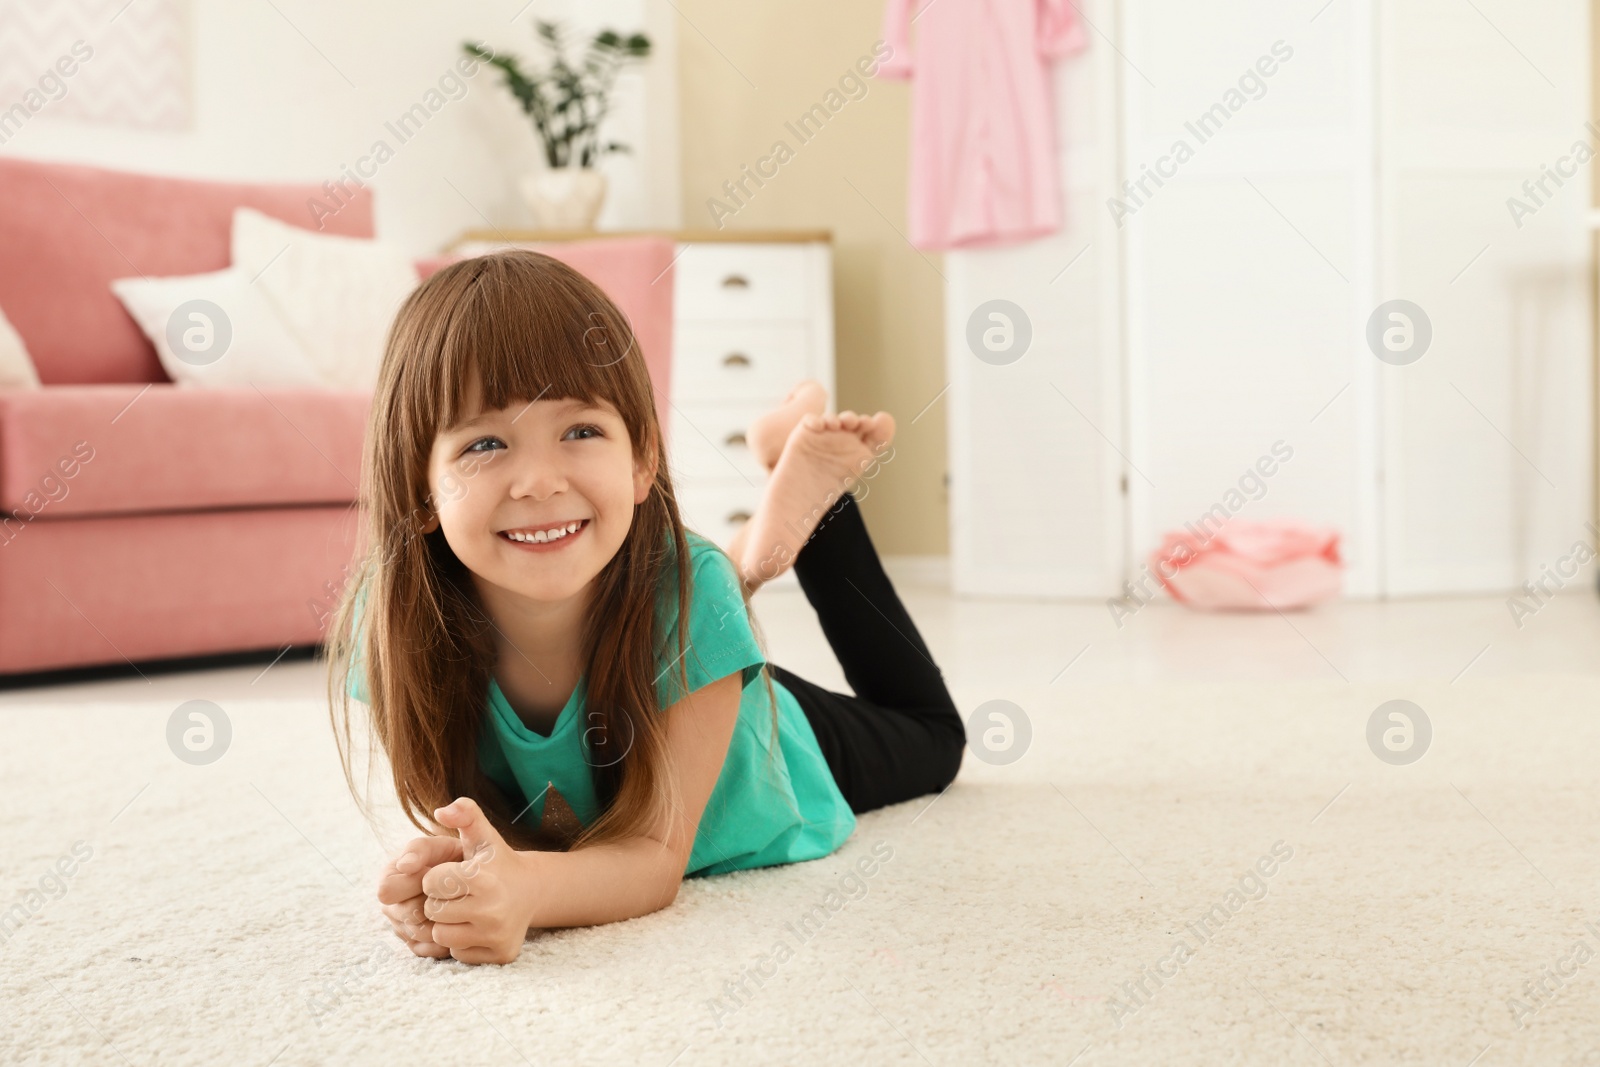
top-left (421, 860), bottom-right (479, 901)
top-left (428, 920), bottom-right (487, 951)
top-left (381, 895), bottom-right (441, 944)
top-left (404, 937), bottom-right (452, 959)
top-left (378, 837), bottom-right (465, 904)
top-left (381, 895), bottom-right (428, 926)
top-left (396, 836), bottom-right (466, 874)
top-left (422, 891), bottom-right (480, 925)
top-left (385, 912), bottom-right (433, 944)
top-left (448, 944), bottom-right (512, 965)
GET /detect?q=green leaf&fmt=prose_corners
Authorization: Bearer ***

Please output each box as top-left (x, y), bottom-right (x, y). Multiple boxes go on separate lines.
top-left (465, 21), bottom-right (649, 165)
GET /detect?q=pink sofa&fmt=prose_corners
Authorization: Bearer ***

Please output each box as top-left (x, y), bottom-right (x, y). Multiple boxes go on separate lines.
top-left (0, 156), bottom-right (674, 675)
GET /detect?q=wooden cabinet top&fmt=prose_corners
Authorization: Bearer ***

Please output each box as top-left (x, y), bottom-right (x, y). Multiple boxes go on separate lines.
top-left (448, 228), bottom-right (833, 249)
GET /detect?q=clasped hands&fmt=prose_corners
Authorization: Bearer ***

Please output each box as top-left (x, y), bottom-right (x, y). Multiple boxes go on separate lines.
top-left (376, 796), bottom-right (538, 965)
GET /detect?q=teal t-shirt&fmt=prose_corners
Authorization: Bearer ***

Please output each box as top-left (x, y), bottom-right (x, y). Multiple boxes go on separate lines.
top-left (346, 532), bottom-right (856, 877)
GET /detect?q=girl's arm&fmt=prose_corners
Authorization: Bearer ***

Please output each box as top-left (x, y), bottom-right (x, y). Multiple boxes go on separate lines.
top-left (413, 670), bottom-right (744, 963)
top-left (521, 669), bottom-right (745, 927)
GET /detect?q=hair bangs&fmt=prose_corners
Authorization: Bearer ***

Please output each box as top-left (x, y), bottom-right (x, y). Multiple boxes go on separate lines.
top-left (431, 253), bottom-right (641, 441)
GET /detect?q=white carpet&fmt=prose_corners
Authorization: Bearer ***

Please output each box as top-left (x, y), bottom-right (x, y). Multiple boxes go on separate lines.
top-left (4, 673), bottom-right (1600, 1065)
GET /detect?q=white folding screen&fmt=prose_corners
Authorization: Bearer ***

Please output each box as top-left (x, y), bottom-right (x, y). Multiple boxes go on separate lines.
top-left (945, 0), bottom-right (1592, 599)
top-left (1118, 0), bottom-right (1382, 598)
top-left (1379, 0), bottom-right (1592, 594)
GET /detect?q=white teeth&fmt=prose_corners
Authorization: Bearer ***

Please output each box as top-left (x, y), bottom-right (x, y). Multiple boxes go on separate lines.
top-left (506, 521), bottom-right (583, 544)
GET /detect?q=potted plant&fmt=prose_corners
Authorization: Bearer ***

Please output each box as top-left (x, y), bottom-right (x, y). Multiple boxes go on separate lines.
top-left (464, 22), bottom-right (651, 231)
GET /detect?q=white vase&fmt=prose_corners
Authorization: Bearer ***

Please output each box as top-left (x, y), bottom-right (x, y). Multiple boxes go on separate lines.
top-left (518, 167), bottom-right (608, 231)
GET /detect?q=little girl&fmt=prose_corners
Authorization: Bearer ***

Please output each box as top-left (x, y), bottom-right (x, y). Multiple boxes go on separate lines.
top-left (327, 249), bottom-right (964, 965)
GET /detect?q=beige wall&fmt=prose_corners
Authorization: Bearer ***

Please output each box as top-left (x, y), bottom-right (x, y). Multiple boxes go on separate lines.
top-left (677, 2), bottom-right (948, 555)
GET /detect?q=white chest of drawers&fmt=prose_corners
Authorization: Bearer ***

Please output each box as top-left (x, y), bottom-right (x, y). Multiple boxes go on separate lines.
top-left (445, 230), bottom-right (836, 562)
top-left (667, 238), bottom-right (835, 555)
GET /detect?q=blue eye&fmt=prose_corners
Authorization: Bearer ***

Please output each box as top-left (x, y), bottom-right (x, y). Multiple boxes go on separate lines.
top-left (564, 424), bottom-right (603, 441)
top-left (463, 436), bottom-right (504, 454)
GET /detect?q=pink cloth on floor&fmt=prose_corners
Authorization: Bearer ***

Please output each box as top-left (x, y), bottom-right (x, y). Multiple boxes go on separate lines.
top-left (1150, 518), bottom-right (1343, 611)
top-left (876, 0), bottom-right (1087, 250)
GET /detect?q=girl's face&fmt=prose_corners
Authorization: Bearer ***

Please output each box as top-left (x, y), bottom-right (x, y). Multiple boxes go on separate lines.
top-left (423, 380), bottom-right (655, 607)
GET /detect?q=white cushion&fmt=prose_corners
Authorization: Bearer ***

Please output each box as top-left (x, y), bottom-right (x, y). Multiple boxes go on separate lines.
top-left (0, 304), bottom-right (41, 389)
top-left (230, 207), bottom-right (419, 390)
top-left (110, 268), bottom-right (326, 388)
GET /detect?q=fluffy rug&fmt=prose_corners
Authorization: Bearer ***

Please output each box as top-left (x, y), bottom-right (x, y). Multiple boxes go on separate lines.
top-left (3, 673), bottom-right (1599, 1065)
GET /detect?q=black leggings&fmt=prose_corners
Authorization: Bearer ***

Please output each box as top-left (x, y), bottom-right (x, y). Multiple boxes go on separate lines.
top-left (767, 493), bottom-right (965, 814)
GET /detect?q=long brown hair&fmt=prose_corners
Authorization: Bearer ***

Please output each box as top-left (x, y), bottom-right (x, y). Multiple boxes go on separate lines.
top-left (325, 248), bottom-right (713, 854)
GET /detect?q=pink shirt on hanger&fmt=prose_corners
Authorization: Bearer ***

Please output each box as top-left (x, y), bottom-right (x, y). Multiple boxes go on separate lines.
top-left (877, 0), bottom-right (1087, 250)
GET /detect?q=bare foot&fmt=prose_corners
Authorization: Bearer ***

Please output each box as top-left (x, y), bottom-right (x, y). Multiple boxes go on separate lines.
top-left (835, 410), bottom-right (896, 457)
top-left (746, 380), bottom-right (827, 472)
top-left (737, 412), bottom-right (896, 591)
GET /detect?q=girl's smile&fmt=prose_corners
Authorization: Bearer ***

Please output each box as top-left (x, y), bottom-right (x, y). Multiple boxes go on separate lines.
top-left (497, 519), bottom-right (590, 549)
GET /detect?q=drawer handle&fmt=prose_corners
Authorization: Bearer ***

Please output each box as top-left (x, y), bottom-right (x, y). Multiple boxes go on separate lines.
top-left (723, 431), bottom-right (748, 448)
top-left (721, 352), bottom-right (752, 368)
top-left (721, 273), bottom-right (750, 289)
top-left (727, 509), bottom-right (753, 524)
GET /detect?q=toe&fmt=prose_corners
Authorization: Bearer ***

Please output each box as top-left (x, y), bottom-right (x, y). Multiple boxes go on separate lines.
top-left (863, 412), bottom-right (896, 449)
